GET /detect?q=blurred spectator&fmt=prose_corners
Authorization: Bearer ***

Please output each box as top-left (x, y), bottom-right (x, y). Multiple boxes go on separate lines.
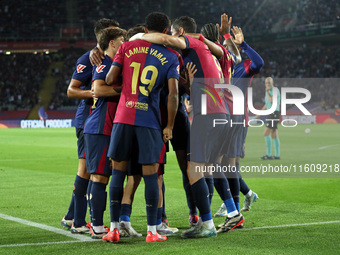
top-left (0, 0), bottom-right (66, 41)
top-left (0, 53), bottom-right (50, 110)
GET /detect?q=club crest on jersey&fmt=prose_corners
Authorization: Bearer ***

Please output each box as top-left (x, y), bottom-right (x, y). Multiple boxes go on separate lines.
top-left (96, 65), bottom-right (106, 73)
top-left (76, 64), bottom-right (86, 73)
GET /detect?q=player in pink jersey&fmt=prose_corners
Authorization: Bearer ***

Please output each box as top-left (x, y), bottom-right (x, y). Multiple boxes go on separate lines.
top-left (103, 12), bottom-right (179, 243)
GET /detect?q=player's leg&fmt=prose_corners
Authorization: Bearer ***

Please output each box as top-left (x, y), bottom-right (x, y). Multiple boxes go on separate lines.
top-left (172, 111), bottom-right (198, 225)
top-left (102, 160), bottom-right (127, 243)
top-left (161, 179), bottom-right (168, 225)
top-left (119, 150), bottom-right (143, 238)
top-left (103, 124), bottom-right (133, 243)
top-left (119, 174), bottom-right (142, 238)
top-left (261, 126), bottom-right (273, 159)
top-left (226, 157), bottom-right (240, 212)
top-left (70, 158), bottom-right (91, 234)
top-left (143, 163), bottom-right (167, 242)
top-left (69, 129), bottom-right (91, 234)
top-left (90, 173), bottom-right (110, 238)
top-left (62, 128), bottom-right (90, 231)
top-left (213, 116), bottom-right (244, 232)
top-left (176, 149), bottom-right (198, 225)
top-left (84, 133), bottom-right (111, 239)
top-left (205, 173), bottom-right (214, 206)
top-left (234, 126), bottom-right (259, 211)
top-left (136, 126), bottom-right (167, 242)
top-left (183, 114), bottom-right (231, 238)
top-left (213, 159), bottom-right (244, 233)
top-left (272, 127), bottom-right (280, 159)
top-left (156, 166), bottom-right (178, 235)
top-left (181, 161), bottom-right (216, 238)
top-left (214, 116), bottom-right (239, 217)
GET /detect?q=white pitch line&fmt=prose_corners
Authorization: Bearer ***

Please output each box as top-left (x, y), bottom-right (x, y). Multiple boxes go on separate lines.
top-left (318, 144), bottom-right (340, 150)
top-left (0, 213), bottom-right (89, 241)
top-left (242, 220), bottom-right (340, 231)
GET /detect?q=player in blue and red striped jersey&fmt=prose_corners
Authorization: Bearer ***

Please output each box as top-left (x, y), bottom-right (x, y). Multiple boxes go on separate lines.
top-left (61, 18), bottom-right (119, 234)
top-left (103, 12), bottom-right (179, 243)
top-left (215, 26), bottom-right (264, 216)
top-left (199, 13), bottom-right (247, 233)
top-left (139, 15), bottom-right (244, 238)
top-left (84, 27), bottom-right (126, 239)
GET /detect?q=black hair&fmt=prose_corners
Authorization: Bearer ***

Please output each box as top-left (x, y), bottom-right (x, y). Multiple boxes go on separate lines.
top-left (126, 25), bottom-right (146, 40)
top-left (172, 16), bottom-right (197, 33)
top-left (201, 23), bottom-right (219, 42)
top-left (98, 28), bottom-right (126, 52)
top-left (94, 18), bottom-right (120, 40)
top-left (145, 12), bottom-right (170, 33)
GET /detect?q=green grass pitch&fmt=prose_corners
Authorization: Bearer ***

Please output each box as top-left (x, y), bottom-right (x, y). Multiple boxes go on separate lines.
top-left (0, 124), bottom-right (339, 254)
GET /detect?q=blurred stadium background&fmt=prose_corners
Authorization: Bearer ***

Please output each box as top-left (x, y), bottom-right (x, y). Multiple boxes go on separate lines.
top-left (0, 0), bottom-right (339, 127)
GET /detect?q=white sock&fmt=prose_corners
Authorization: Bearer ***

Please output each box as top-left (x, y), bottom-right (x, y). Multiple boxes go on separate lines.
top-left (121, 221), bottom-right (131, 228)
top-left (221, 202), bottom-right (226, 209)
top-left (197, 217), bottom-right (203, 227)
top-left (202, 219), bottom-right (214, 229)
top-left (228, 210), bottom-right (239, 218)
top-left (245, 190), bottom-right (253, 198)
top-left (110, 221), bottom-right (119, 232)
top-left (147, 225), bottom-right (157, 235)
top-left (93, 225), bottom-right (106, 233)
top-left (156, 223), bottom-right (162, 230)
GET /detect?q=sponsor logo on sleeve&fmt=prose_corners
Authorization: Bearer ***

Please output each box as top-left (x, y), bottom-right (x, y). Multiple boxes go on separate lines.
top-left (76, 64), bottom-right (86, 73)
top-left (96, 65), bottom-right (106, 73)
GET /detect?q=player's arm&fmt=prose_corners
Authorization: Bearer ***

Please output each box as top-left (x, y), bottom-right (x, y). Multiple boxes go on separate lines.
top-left (89, 45), bottom-right (105, 66)
top-left (231, 26), bottom-right (264, 72)
top-left (163, 78), bottom-right (179, 142)
top-left (93, 79), bottom-right (121, 98)
top-left (184, 97), bottom-right (192, 113)
top-left (141, 33), bottom-right (187, 50)
top-left (106, 65), bottom-right (122, 86)
top-left (67, 79), bottom-right (92, 99)
top-left (218, 13), bottom-right (241, 64)
top-left (186, 33), bottom-right (223, 59)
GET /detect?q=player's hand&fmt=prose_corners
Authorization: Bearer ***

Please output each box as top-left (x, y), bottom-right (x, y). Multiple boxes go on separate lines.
top-left (90, 47), bottom-right (104, 66)
top-left (163, 126), bottom-right (173, 143)
top-left (231, 26), bottom-right (244, 45)
top-left (186, 62), bottom-right (197, 86)
top-left (186, 104), bottom-right (192, 113)
top-left (91, 84), bottom-right (98, 99)
top-left (216, 13), bottom-right (232, 35)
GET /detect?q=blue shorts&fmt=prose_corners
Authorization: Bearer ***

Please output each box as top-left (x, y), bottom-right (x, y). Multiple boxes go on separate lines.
top-left (127, 145), bottom-right (142, 176)
top-left (84, 133), bottom-right (112, 176)
top-left (108, 123), bottom-right (166, 165)
top-left (190, 113), bottom-right (229, 164)
top-left (171, 109), bottom-right (190, 151)
top-left (76, 128), bottom-right (86, 159)
top-left (236, 126), bottom-right (248, 158)
top-left (225, 115), bottom-right (243, 158)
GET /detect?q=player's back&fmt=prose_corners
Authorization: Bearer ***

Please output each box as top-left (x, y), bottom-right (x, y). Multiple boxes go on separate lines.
top-left (113, 40), bottom-right (179, 130)
top-left (181, 36), bottom-right (227, 116)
